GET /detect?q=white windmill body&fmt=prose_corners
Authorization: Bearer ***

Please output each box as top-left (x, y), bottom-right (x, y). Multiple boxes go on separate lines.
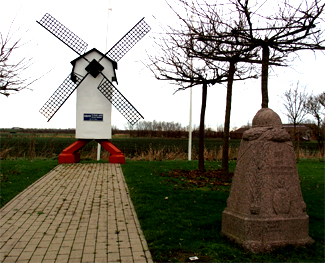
top-left (71, 49), bottom-right (117, 139)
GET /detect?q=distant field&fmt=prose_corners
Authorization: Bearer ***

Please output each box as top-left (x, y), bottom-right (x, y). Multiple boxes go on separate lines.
top-left (0, 132), bottom-right (321, 160)
top-left (0, 133), bottom-right (238, 159)
top-left (0, 132), bottom-right (75, 138)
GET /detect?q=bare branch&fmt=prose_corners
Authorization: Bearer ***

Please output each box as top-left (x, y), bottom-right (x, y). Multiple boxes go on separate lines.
top-left (0, 26), bottom-right (38, 96)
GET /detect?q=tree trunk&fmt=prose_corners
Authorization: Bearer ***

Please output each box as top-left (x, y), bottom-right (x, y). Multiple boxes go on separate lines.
top-left (297, 132), bottom-right (300, 161)
top-left (198, 81), bottom-right (208, 171)
top-left (316, 118), bottom-right (324, 157)
top-left (293, 123), bottom-right (300, 161)
top-left (222, 61), bottom-right (235, 176)
top-left (293, 122), bottom-right (297, 150)
top-left (261, 45), bottom-right (269, 108)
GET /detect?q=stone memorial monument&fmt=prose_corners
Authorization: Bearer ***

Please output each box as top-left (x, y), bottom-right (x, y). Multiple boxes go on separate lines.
top-left (221, 108), bottom-right (313, 252)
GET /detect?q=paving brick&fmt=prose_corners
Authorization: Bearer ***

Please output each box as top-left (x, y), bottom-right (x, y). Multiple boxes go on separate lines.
top-left (61, 240), bottom-right (73, 248)
top-left (43, 250), bottom-right (57, 260)
top-left (42, 260), bottom-right (56, 263)
top-left (38, 239), bottom-right (52, 248)
top-left (83, 245), bottom-right (96, 254)
top-left (95, 249), bottom-right (108, 257)
top-left (107, 252), bottom-right (120, 262)
top-left (67, 259), bottom-right (82, 263)
top-left (29, 255), bottom-right (44, 263)
top-left (7, 248), bottom-right (22, 257)
top-left (17, 251), bottom-right (33, 260)
top-left (56, 254), bottom-right (69, 262)
top-left (2, 256), bottom-right (17, 263)
top-left (84, 239), bottom-right (96, 247)
top-left (47, 243), bottom-right (61, 251)
top-left (72, 242), bottom-right (84, 250)
top-left (120, 247), bottom-right (132, 257)
top-left (70, 249), bottom-right (83, 259)
top-left (131, 243), bottom-right (144, 253)
top-left (95, 256), bottom-right (109, 263)
top-left (51, 237), bottom-right (63, 244)
top-left (42, 234), bottom-right (54, 241)
top-left (58, 246), bottom-right (71, 255)
top-left (33, 247), bottom-right (47, 256)
top-left (107, 245), bottom-right (119, 253)
top-left (13, 241), bottom-right (28, 249)
top-left (82, 253), bottom-right (95, 262)
top-left (133, 251), bottom-right (146, 260)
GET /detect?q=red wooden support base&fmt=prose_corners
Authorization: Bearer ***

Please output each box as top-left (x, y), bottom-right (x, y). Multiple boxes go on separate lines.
top-left (58, 139), bottom-right (125, 164)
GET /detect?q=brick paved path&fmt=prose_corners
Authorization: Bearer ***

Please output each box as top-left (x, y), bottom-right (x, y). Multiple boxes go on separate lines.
top-left (0, 163), bottom-right (152, 263)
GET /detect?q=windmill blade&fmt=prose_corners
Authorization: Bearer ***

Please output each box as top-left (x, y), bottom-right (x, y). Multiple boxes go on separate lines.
top-left (37, 13), bottom-right (88, 55)
top-left (97, 76), bottom-right (144, 125)
top-left (40, 73), bottom-right (87, 122)
top-left (104, 18), bottom-right (151, 62)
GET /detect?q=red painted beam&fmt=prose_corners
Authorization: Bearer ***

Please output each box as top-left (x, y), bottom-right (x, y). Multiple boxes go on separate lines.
top-left (61, 139), bottom-right (90, 154)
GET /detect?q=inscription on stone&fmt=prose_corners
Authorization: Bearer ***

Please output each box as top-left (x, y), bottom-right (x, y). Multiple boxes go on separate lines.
top-left (265, 221), bottom-right (281, 233)
top-left (274, 151), bottom-right (284, 166)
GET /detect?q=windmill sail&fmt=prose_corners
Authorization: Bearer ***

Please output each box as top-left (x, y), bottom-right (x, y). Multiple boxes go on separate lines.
top-left (97, 76), bottom-right (144, 125)
top-left (37, 13), bottom-right (88, 55)
top-left (40, 73), bottom-right (87, 121)
top-left (104, 18), bottom-right (151, 62)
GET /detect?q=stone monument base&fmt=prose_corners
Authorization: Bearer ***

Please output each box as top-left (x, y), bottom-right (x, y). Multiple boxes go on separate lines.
top-left (221, 108), bottom-right (314, 253)
top-left (222, 210), bottom-right (313, 253)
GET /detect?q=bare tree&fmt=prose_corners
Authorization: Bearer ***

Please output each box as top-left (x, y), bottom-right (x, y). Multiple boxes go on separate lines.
top-left (282, 82), bottom-right (308, 159)
top-left (230, 0), bottom-right (325, 108)
top-left (147, 15), bottom-right (231, 171)
top-left (168, 0), bottom-right (260, 175)
top-left (282, 83), bottom-right (308, 126)
top-left (304, 92), bottom-right (325, 156)
top-left (0, 28), bottom-right (36, 96)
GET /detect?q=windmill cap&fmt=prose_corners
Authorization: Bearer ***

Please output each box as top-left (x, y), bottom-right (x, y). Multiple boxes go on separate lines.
top-left (70, 48), bottom-right (117, 70)
top-left (252, 108), bottom-right (282, 128)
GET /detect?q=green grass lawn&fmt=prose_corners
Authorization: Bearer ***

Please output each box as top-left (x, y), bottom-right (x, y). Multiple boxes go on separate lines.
top-left (0, 159), bottom-right (58, 208)
top-left (1, 158), bottom-right (324, 262)
top-left (296, 159), bottom-right (325, 241)
top-left (122, 159), bottom-right (325, 262)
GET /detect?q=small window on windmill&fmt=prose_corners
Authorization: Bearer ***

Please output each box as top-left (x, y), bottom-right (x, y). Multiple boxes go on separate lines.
top-left (85, 59), bottom-right (105, 78)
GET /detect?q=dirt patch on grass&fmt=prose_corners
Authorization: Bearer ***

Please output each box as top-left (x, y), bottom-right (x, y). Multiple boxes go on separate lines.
top-left (158, 169), bottom-right (233, 190)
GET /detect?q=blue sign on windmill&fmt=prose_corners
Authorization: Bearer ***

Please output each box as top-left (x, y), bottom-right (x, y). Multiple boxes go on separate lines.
top-left (83, 114), bottom-right (103, 122)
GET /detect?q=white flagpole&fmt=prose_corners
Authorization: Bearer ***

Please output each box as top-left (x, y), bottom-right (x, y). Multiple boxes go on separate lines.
top-left (188, 87), bottom-right (193, 161)
top-left (105, 0), bottom-right (113, 53)
top-left (97, 1), bottom-right (112, 161)
top-left (188, 0), bottom-right (194, 161)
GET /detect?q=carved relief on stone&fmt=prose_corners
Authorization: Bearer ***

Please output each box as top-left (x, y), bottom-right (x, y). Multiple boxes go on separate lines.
top-left (273, 188), bottom-right (291, 215)
top-left (248, 150), bottom-right (265, 215)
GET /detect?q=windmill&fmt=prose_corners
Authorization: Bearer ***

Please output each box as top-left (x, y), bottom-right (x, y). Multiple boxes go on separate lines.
top-left (37, 13), bottom-right (150, 164)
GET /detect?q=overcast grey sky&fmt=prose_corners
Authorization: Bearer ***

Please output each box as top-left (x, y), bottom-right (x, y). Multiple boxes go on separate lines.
top-left (1, 0), bottom-right (324, 130)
